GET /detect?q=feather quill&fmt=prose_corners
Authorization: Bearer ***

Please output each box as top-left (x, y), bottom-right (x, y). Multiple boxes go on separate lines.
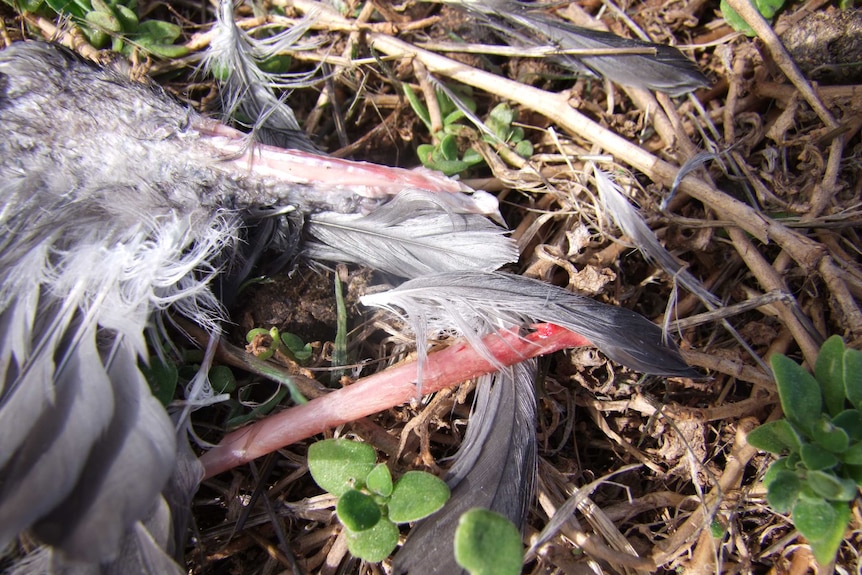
top-left (361, 271), bottom-right (699, 378)
top-left (593, 169), bottom-right (772, 371)
top-left (303, 188), bottom-right (518, 278)
top-left (393, 361), bottom-right (538, 575)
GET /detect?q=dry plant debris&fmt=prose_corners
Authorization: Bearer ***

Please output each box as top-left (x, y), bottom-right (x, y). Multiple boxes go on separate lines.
top-left (2, 0), bottom-right (861, 573)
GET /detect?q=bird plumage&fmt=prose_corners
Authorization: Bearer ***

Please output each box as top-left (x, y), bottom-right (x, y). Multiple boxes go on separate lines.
top-left (0, 41), bottom-right (232, 573)
top-left (0, 39), bottom-right (512, 572)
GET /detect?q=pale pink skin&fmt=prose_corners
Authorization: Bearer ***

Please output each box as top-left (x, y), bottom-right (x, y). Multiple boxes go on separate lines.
top-left (194, 119), bottom-right (466, 198)
top-left (200, 324), bottom-right (591, 478)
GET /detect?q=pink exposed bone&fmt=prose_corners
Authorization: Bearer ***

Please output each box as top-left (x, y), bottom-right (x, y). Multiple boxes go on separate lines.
top-left (195, 119), bottom-right (466, 197)
top-left (200, 323), bottom-right (591, 478)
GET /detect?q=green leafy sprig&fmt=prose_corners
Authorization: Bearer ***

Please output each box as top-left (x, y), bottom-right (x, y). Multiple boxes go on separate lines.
top-left (404, 85), bottom-right (532, 177)
top-left (246, 327), bottom-right (313, 364)
top-left (307, 439), bottom-right (450, 561)
top-left (747, 336), bottom-right (862, 566)
top-left (9, 0), bottom-right (187, 57)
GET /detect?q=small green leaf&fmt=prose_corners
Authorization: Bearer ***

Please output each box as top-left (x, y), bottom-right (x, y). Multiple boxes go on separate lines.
top-left (417, 144), bottom-right (436, 162)
top-left (816, 336), bottom-right (846, 416)
top-left (435, 89), bottom-right (457, 117)
top-left (809, 470), bottom-right (859, 501)
top-left (71, 0), bottom-right (92, 14)
top-left (14, 0), bottom-right (45, 11)
top-left (763, 456), bottom-right (790, 486)
top-left (514, 140), bottom-right (533, 158)
top-left (489, 103), bottom-right (516, 126)
top-left (793, 496), bottom-right (837, 542)
top-left (136, 42), bottom-right (189, 59)
top-left (800, 443), bottom-right (839, 471)
top-left (280, 332), bottom-right (312, 362)
top-left (746, 419), bottom-right (802, 454)
top-left (840, 441), bottom-right (862, 465)
top-left (307, 439), bottom-right (376, 496)
top-left (132, 19), bottom-right (187, 57)
top-left (141, 358), bottom-right (178, 406)
top-left (442, 109), bottom-right (467, 126)
top-left (454, 508), bottom-right (523, 575)
top-left (844, 348), bottom-right (862, 409)
top-left (85, 8), bottom-right (121, 33)
top-left (772, 353), bottom-right (822, 436)
top-left (246, 327), bottom-right (277, 360)
top-left (246, 328), bottom-right (270, 343)
top-left (757, 0), bottom-right (787, 17)
top-left (112, 35), bottom-right (125, 53)
top-left (720, 0), bottom-right (755, 35)
top-left (420, 157), bottom-right (480, 177)
top-left (832, 409), bottom-right (862, 441)
top-left (83, 25), bottom-right (110, 47)
top-left (337, 489), bottom-right (381, 532)
top-left (807, 501), bottom-right (850, 566)
top-left (403, 84), bottom-right (432, 132)
top-left (462, 148), bottom-right (483, 165)
top-left (720, 0), bottom-right (786, 36)
top-left (811, 415), bottom-right (850, 453)
top-left (439, 134), bottom-right (460, 162)
top-left (786, 451), bottom-right (802, 469)
top-left (208, 365), bottom-right (236, 394)
top-left (709, 519), bottom-right (726, 538)
top-left (136, 19), bottom-right (181, 44)
top-left (765, 469), bottom-right (801, 513)
top-left (258, 54), bottom-right (293, 74)
top-left (388, 471), bottom-right (450, 523)
top-left (510, 126), bottom-right (525, 142)
top-left (209, 61), bottom-right (231, 82)
top-left (366, 463), bottom-right (393, 497)
top-left (46, 0), bottom-right (87, 18)
top-left (114, 3), bottom-right (138, 32)
top-left (224, 385), bottom-right (289, 428)
top-left (344, 517), bottom-right (399, 562)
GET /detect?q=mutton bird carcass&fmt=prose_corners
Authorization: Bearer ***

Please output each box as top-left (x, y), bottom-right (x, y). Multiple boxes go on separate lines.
top-left (0, 6), bottom-right (704, 571)
top-left (0, 38), bottom-right (513, 573)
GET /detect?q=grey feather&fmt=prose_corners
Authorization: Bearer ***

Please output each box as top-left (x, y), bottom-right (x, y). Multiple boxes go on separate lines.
top-left (361, 271), bottom-right (699, 378)
top-left (593, 167), bottom-right (721, 308)
top-left (8, 500), bottom-right (185, 575)
top-left (448, 0), bottom-right (707, 96)
top-left (304, 188), bottom-right (518, 278)
top-left (393, 361), bottom-right (537, 575)
top-left (0, 42), bottom-right (212, 572)
top-left (204, 0), bottom-right (321, 150)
